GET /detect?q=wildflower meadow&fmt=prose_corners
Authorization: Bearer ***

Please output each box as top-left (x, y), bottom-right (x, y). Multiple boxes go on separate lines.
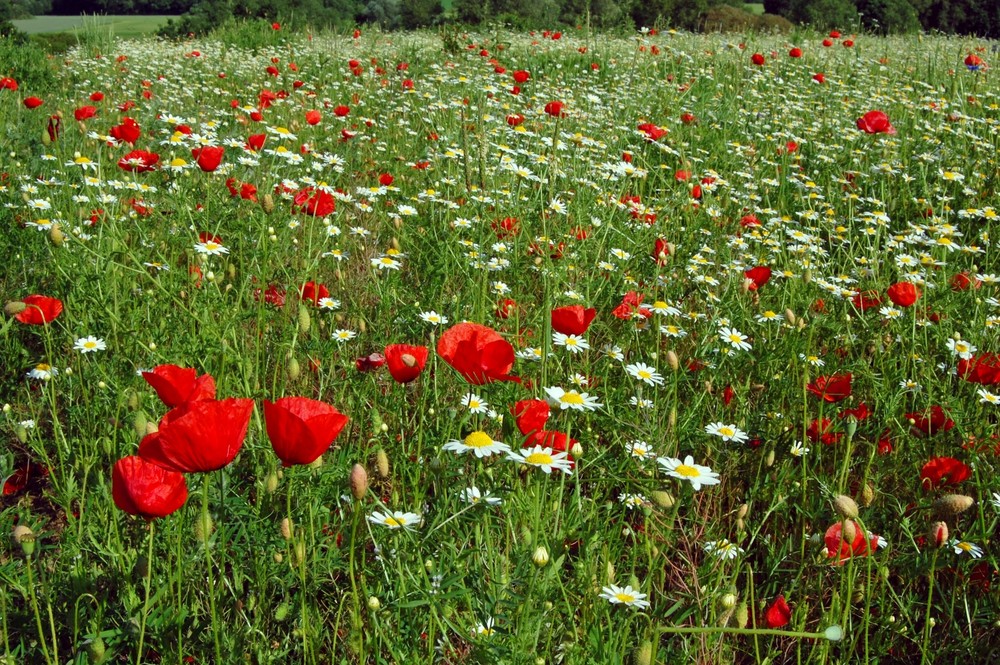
top-left (1, 20), bottom-right (999, 664)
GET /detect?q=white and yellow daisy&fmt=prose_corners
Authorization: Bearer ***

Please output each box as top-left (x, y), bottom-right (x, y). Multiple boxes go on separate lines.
top-left (442, 431), bottom-right (510, 458)
top-left (657, 454), bottom-right (721, 491)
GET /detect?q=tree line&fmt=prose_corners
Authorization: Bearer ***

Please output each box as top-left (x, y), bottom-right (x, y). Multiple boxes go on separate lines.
top-left (1, 0), bottom-right (997, 37)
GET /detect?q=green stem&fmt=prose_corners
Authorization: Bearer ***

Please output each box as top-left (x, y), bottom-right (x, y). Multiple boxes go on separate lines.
top-left (136, 521), bottom-right (155, 665)
top-left (202, 478), bottom-right (222, 664)
top-left (920, 550), bottom-right (939, 665)
top-left (25, 554), bottom-right (55, 665)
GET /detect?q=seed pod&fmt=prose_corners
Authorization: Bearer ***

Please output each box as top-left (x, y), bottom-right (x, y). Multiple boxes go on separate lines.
top-left (933, 494), bottom-right (974, 516)
top-left (833, 495), bottom-right (859, 520)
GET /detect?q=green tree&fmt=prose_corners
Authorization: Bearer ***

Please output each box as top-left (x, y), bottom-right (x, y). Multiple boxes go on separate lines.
top-left (399, 0), bottom-right (441, 28)
top-left (857, 0), bottom-right (919, 33)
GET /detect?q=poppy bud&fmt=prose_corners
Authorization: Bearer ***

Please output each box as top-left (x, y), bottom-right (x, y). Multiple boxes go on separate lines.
top-left (720, 592), bottom-right (737, 609)
top-left (650, 491), bottom-right (674, 508)
top-left (265, 471), bottom-right (279, 494)
top-left (367, 596), bottom-right (381, 611)
top-left (376, 449), bottom-right (389, 477)
top-left (833, 495), bottom-right (859, 519)
top-left (737, 503), bottom-right (749, 519)
top-left (286, 356), bottom-right (301, 382)
top-left (195, 510), bottom-right (214, 542)
top-left (49, 223), bottom-right (65, 246)
top-left (841, 520), bottom-right (857, 544)
top-left (532, 545), bottom-right (549, 567)
top-left (86, 637), bottom-right (106, 663)
top-left (860, 483), bottom-right (875, 507)
top-left (784, 308), bottom-right (797, 326)
top-left (4, 301), bottom-right (26, 316)
top-left (933, 494), bottom-right (974, 516)
top-left (297, 304), bottom-right (311, 335)
top-left (294, 539), bottom-right (306, 566)
top-left (666, 350), bottom-right (679, 371)
top-left (15, 425), bottom-right (27, 443)
top-left (350, 463), bottom-right (368, 500)
top-left (765, 450), bottom-right (775, 467)
top-left (133, 412), bottom-right (147, 438)
top-left (633, 640), bottom-right (653, 665)
top-left (280, 517), bottom-right (294, 540)
top-left (262, 194), bottom-right (275, 213)
top-left (734, 601), bottom-right (749, 628)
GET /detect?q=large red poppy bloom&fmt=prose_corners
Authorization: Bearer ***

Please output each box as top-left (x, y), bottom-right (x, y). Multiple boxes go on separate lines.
top-left (13, 295), bottom-right (63, 325)
top-left (139, 398), bottom-right (254, 473)
top-left (886, 281), bottom-right (920, 307)
top-left (544, 101), bottom-right (566, 118)
top-left (806, 373), bottom-right (852, 403)
top-left (512, 399), bottom-right (550, 435)
top-left (920, 456), bottom-right (970, 489)
top-left (824, 521), bottom-right (878, 565)
top-left (551, 305), bottom-right (596, 336)
top-left (637, 122), bottom-right (667, 141)
top-left (74, 105), bottom-right (97, 121)
top-left (384, 344), bottom-right (429, 383)
top-left (192, 146), bottom-right (224, 172)
top-left (113, 455), bottom-right (188, 519)
top-left (299, 281), bottom-right (330, 306)
top-left (292, 187), bottom-right (335, 216)
top-left (437, 322), bottom-right (519, 385)
top-left (957, 354), bottom-right (1000, 386)
top-left (762, 596), bottom-right (790, 628)
top-left (744, 266), bottom-right (772, 291)
top-left (142, 365), bottom-right (216, 408)
top-left (512, 70), bottom-right (530, 84)
top-left (807, 418), bottom-right (842, 445)
top-left (117, 149), bottom-right (160, 172)
top-left (23, 96), bottom-right (43, 109)
top-left (263, 397), bottom-right (349, 467)
top-left (110, 117), bottom-right (141, 145)
top-left (856, 110), bottom-right (896, 135)
top-left (906, 405), bottom-right (954, 435)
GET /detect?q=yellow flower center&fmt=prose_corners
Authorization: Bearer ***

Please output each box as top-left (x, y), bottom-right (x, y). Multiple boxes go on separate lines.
top-left (560, 391), bottom-right (584, 405)
top-left (719, 427), bottom-right (734, 437)
top-left (36, 363), bottom-right (51, 371)
top-left (383, 516), bottom-right (402, 527)
top-left (170, 158), bottom-right (187, 167)
top-left (638, 370), bottom-right (652, 379)
top-left (615, 592), bottom-right (636, 603)
top-left (674, 464), bottom-right (700, 478)
top-left (464, 431), bottom-right (493, 448)
top-left (525, 451), bottom-right (554, 465)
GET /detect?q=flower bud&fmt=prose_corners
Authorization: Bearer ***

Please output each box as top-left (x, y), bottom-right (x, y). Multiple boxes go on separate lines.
top-left (375, 449), bottom-right (390, 477)
top-left (350, 463), bottom-right (368, 501)
top-left (734, 601), bottom-right (749, 628)
top-left (133, 412), bottom-right (147, 439)
top-left (784, 308), bottom-right (797, 326)
top-left (765, 450), bottom-right (775, 467)
top-left (261, 193), bottom-right (275, 213)
top-left (720, 592), bottom-right (737, 609)
top-left (833, 495), bottom-right (859, 520)
top-left (650, 491), bottom-right (674, 508)
top-left (859, 483), bottom-right (875, 507)
top-left (841, 520), bottom-right (857, 544)
top-left (570, 441), bottom-right (584, 458)
top-left (297, 305), bottom-right (311, 336)
top-left (844, 416), bottom-right (858, 439)
top-left (929, 521), bottom-right (949, 548)
top-left (824, 625), bottom-right (844, 641)
top-left (4, 301), bottom-right (26, 316)
top-left (286, 357), bottom-right (300, 382)
top-left (265, 471), bottom-right (279, 494)
top-left (532, 546), bottom-right (549, 567)
top-left (280, 517), bottom-right (294, 540)
top-left (195, 510), bottom-right (214, 542)
top-left (632, 640), bottom-right (653, 665)
top-left (49, 223), bottom-right (65, 246)
top-left (367, 596), bottom-right (381, 611)
top-left (737, 503), bottom-right (749, 519)
top-left (294, 539), bottom-right (306, 565)
top-left (86, 636), bottom-right (106, 663)
top-left (666, 350), bottom-right (679, 371)
top-left (933, 494), bottom-right (974, 516)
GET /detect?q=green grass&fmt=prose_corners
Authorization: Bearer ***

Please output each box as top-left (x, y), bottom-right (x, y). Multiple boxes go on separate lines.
top-left (11, 15), bottom-right (174, 37)
top-left (744, 3), bottom-right (766, 15)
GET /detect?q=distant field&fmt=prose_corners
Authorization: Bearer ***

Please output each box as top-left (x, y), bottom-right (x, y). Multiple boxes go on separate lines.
top-left (11, 15), bottom-right (174, 37)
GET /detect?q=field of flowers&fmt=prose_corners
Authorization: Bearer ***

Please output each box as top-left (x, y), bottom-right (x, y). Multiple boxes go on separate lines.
top-left (0, 21), bottom-right (998, 664)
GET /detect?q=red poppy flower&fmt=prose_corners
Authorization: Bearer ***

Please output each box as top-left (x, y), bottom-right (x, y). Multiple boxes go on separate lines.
top-left (512, 70), bottom-right (530, 83)
top-left (513, 399), bottom-right (550, 435)
top-left (807, 418), bottom-right (842, 445)
top-left (839, 401), bottom-right (870, 421)
top-left (950, 272), bottom-right (981, 291)
top-left (292, 186), bottom-right (335, 216)
top-left (637, 122), bottom-right (667, 141)
top-left (192, 146), bottom-right (224, 172)
top-left (254, 284), bottom-right (286, 308)
top-left (812, 72), bottom-right (825, 84)
top-left (680, 112), bottom-right (696, 124)
top-left (23, 96), bottom-right (43, 109)
top-left (887, 281), bottom-right (920, 307)
top-left (334, 104), bottom-right (350, 117)
top-left (384, 344), bottom-right (429, 383)
top-left (495, 298), bottom-right (518, 319)
top-left (305, 110), bottom-right (321, 125)
top-left (379, 173), bottom-right (394, 186)
top-left (612, 291), bottom-right (651, 321)
top-left (652, 237), bottom-right (672, 265)
top-left (0, 77), bottom-right (18, 90)
top-left (110, 117), bottom-right (141, 145)
top-left (544, 101), bottom-right (566, 118)
top-left (3, 460), bottom-right (49, 497)
top-left (506, 113), bottom-right (525, 127)
top-left (437, 322), bottom-right (519, 385)
top-left (551, 305), bottom-right (596, 336)
top-left (139, 398), bottom-right (254, 473)
top-left (113, 455), bottom-right (188, 519)
top-left (117, 149), bottom-right (159, 172)
top-left (13, 295), bottom-right (63, 325)
top-left (856, 110), bottom-right (896, 135)
top-left (299, 281), bottom-right (329, 306)
top-left (806, 373), bottom-right (852, 403)
top-left (355, 353), bottom-right (386, 373)
top-left (958, 354), bottom-right (1000, 386)
top-left (744, 266), bottom-right (772, 291)
top-left (907, 406), bottom-right (954, 436)
top-left (751, 53), bottom-right (766, 66)
top-left (74, 105), bottom-right (98, 121)
top-left (920, 456), bottom-right (970, 489)
top-left (965, 54), bottom-right (984, 71)
top-left (263, 397), bottom-right (349, 467)
top-left (247, 133), bottom-right (266, 151)
top-left (763, 596), bottom-right (791, 628)
top-left (142, 365), bottom-right (216, 408)
top-left (789, 47), bottom-right (802, 58)
top-left (825, 521), bottom-right (878, 564)
top-left (852, 290), bottom-right (882, 312)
